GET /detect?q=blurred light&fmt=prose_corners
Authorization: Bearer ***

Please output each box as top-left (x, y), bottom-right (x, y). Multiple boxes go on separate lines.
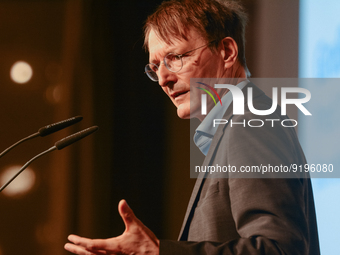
top-left (45, 84), bottom-right (62, 104)
top-left (0, 166), bottom-right (36, 197)
top-left (10, 61), bottom-right (33, 84)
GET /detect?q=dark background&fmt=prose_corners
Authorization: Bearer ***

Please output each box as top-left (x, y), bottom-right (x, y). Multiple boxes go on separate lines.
top-left (0, 0), bottom-right (299, 254)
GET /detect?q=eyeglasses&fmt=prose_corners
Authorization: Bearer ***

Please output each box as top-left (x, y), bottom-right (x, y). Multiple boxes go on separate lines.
top-left (145, 41), bottom-right (215, 82)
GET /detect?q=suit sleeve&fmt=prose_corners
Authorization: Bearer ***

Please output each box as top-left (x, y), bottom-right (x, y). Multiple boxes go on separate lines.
top-left (160, 237), bottom-right (286, 254)
top-left (159, 111), bottom-right (316, 255)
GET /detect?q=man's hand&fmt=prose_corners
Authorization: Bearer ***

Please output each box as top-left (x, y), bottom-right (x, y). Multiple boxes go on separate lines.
top-left (64, 199), bottom-right (160, 255)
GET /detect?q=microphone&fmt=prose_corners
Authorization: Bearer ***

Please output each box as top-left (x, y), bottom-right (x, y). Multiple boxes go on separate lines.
top-left (0, 126), bottom-right (98, 192)
top-left (38, 116), bottom-right (83, 137)
top-left (54, 126), bottom-right (99, 150)
top-left (0, 116), bottom-right (83, 159)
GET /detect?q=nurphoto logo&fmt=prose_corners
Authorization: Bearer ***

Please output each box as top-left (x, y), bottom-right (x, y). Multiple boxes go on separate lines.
top-left (197, 82), bottom-right (312, 128)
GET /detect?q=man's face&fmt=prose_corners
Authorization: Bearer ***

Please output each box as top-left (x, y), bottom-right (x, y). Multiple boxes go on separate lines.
top-left (148, 29), bottom-right (227, 119)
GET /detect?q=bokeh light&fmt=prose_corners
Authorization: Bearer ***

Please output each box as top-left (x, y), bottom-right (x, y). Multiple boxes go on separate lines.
top-left (10, 61), bottom-right (33, 84)
top-left (0, 165), bottom-right (36, 197)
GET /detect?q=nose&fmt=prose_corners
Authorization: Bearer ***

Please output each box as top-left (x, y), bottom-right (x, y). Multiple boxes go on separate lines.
top-left (158, 62), bottom-right (176, 87)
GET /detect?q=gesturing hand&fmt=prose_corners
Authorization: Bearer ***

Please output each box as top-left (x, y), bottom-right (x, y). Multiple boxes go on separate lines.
top-left (64, 199), bottom-right (160, 255)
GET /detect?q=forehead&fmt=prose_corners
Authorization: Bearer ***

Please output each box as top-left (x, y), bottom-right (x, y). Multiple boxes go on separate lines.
top-left (148, 30), bottom-right (170, 61)
top-left (147, 29), bottom-right (203, 62)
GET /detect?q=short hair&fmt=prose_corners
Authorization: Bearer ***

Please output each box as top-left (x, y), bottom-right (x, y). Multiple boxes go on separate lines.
top-left (144, 0), bottom-right (249, 74)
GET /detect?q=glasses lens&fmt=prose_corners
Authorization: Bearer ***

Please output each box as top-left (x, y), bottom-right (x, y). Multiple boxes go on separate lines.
top-left (165, 53), bottom-right (183, 72)
top-left (145, 63), bottom-right (158, 82)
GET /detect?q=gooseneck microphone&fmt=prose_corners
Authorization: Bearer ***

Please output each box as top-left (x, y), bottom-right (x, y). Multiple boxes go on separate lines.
top-left (0, 126), bottom-right (98, 192)
top-left (54, 126), bottom-right (98, 150)
top-left (0, 116), bottom-right (83, 159)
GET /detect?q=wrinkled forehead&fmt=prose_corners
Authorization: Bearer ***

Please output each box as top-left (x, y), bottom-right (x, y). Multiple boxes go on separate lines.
top-left (148, 30), bottom-right (181, 62)
top-left (147, 25), bottom-right (206, 49)
top-left (148, 29), bottom-right (182, 49)
top-left (147, 28), bottom-right (204, 62)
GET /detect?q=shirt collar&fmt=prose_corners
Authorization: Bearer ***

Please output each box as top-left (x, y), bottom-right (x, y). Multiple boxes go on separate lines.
top-left (194, 80), bottom-right (249, 155)
top-left (196, 80), bottom-right (249, 136)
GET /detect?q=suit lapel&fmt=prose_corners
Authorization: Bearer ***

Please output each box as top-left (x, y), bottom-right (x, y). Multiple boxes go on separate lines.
top-left (178, 173), bottom-right (205, 240)
top-left (178, 82), bottom-right (264, 240)
top-left (178, 112), bottom-right (229, 240)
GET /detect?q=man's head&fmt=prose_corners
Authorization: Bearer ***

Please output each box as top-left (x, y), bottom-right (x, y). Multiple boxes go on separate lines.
top-left (144, 0), bottom-right (248, 120)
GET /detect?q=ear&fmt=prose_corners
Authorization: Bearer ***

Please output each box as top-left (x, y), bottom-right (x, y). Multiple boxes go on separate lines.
top-left (219, 37), bottom-right (239, 69)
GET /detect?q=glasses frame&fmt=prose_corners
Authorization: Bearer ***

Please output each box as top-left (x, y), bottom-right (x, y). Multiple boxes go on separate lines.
top-left (145, 40), bottom-right (216, 82)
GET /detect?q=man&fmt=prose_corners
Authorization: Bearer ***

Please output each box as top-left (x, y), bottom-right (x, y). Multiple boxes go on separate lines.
top-left (64, 0), bottom-right (320, 254)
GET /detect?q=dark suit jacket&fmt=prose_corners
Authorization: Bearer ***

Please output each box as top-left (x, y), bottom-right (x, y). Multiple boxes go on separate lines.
top-left (160, 83), bottom-right (320, 254)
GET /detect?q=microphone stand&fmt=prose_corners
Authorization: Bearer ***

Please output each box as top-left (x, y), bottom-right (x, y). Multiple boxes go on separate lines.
top-left (0, 146), bottom-right (56, 192)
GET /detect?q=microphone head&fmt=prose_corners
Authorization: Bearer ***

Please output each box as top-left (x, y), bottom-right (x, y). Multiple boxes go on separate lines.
top-left (38, 116), bottom-right (83, 137)
top-left (55, 126), bottom-right (98, 150)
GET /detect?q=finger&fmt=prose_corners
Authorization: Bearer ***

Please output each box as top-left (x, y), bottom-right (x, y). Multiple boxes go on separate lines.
top-left (65, 242), bottom-right (108, 255)
top-left (118, 199), bottom-right (139, 231)
top-left (64, 243), bottom-right (95, 255)
top-left (68, 235), bottom-right (109, 251)
top-left (64, 243), bottom-right (88, 255)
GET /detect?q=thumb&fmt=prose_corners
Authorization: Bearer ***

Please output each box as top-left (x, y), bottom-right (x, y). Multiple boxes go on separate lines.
top-left (118, 199), bottom-right (138, 231)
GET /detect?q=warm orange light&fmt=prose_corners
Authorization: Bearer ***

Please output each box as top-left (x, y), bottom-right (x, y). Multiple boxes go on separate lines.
top-left (45, 84), bottom-right (62, 104)
top-left (0, 165), bottom-right (36, 197)
top-left (10, 61), bottom-right (33, 84)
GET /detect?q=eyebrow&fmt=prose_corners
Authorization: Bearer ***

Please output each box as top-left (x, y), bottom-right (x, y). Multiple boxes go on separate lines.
top-left (149, 56), bottom-right (159, 64)
top-left (149, 45), bottom-right (183, 64)
top-left (149, 51), bottom-right (163, 64)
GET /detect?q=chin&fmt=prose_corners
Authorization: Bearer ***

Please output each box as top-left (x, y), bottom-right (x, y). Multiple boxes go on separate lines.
top-left (176, 103), bottom-right (191, 119)
top-left (177, 108), bottom-right (190, 119)
top-left (176, 100), bottom-right (203, 119)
